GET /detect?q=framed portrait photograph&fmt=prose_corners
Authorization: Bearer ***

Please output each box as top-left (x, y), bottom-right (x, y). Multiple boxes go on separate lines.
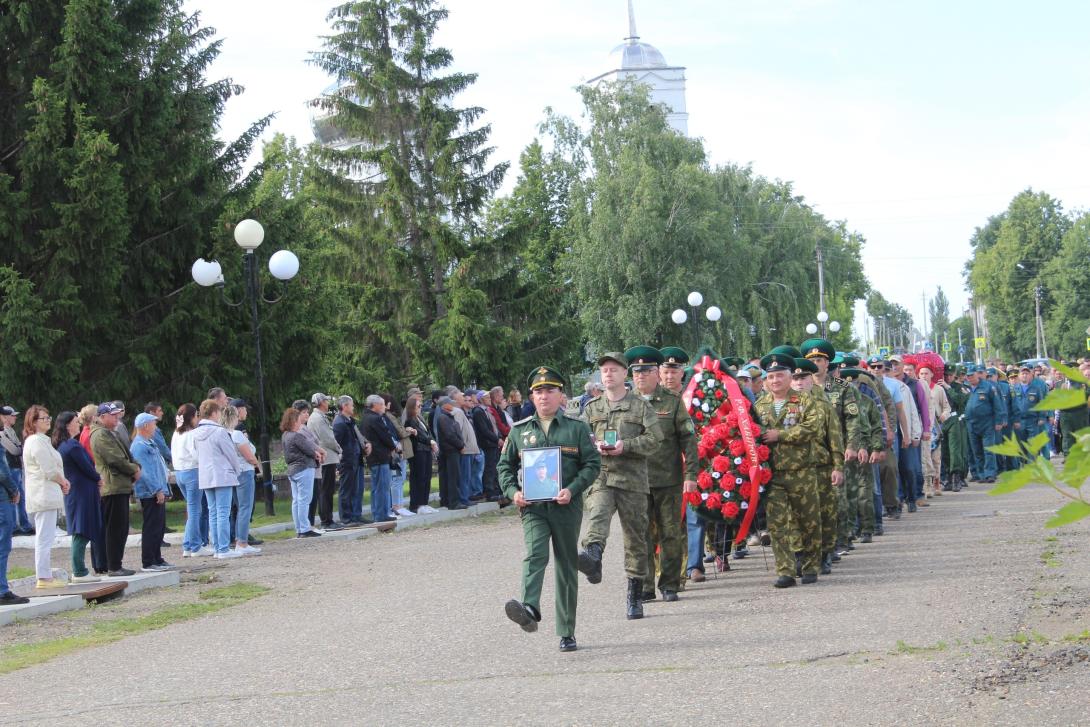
top-left (521, 447), bottom-right (563, 502)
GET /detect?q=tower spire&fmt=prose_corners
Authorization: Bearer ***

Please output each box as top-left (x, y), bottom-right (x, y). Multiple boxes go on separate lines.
top-left (626, 0), bottom-right (639, 41)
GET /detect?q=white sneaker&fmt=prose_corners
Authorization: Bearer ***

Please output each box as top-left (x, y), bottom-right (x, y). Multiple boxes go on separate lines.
top-left (213, 551), bottom-right (243, 559)
top-left (234, 545), bottom-right (262, 555)
top-left (71, 574), bottom-right (102, 583)
top-left (418, 505), bottom-right (437, 514)
top-left (396, 507), bottom-right (415, 517)
top-left (194, 547), bottom-right (215, 557)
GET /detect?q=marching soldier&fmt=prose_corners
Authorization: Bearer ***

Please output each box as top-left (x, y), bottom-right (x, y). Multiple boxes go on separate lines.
top-left (940, 365), bottom-right (971, 491)
top-left (578, 352), bottom-right (663, 620)
top-left (499, 366), bottom-right (601, 652)
top-left (838, 363), bottom-right (885, 541)
top-left (790, 357), bottom-right (843, 575)
top-left (624, 346), bottom-right (698, 603)
top-left (753, 351), bottom-right (823, 587)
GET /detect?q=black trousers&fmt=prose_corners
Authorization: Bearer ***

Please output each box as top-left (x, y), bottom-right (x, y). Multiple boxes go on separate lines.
top-left (140, 497), bottom-right (165, 567)
top-left (482, 446), bottom-right (501, 498)
top-left (101, 493), bottom-right (131, 571)
top-left (312, 463), bottom-right (337, 525)
top-left (439, 451), bottom-right (460, 508)
top-left (409, 449), bottom-right (433, 511)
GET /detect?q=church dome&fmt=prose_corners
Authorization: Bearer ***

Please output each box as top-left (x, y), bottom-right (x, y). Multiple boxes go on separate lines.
top-left (607, 39), bottom-right (668, 70)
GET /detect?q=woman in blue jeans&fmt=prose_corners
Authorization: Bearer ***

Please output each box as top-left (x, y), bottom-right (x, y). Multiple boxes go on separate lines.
top-left (171, 404), bottom-right (208, 557)
top-left (223, 406), bottom-right (261, 554)
top-left (192, 399), bottom-right (242, 559)
top-left (281, 408), bottom-right (324, 538)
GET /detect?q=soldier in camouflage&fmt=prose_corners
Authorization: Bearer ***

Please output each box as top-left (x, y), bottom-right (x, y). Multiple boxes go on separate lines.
top-left (753, 351), bottom-right (823, 588)
top-left (578, 352), bottom-right (663, 620)
top-left (790, 357), bottom-right (843, 576)
top-left (624, 346), bottom-right (698, 603)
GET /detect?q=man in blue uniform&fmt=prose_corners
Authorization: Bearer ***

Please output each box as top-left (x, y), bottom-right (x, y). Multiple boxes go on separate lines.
top-left (1011, 363), bottom-right (1051, 461)
top-left (987, 367), bottom-right (1015, 472)
top-left (965, 366), bottom-right (1007, 483)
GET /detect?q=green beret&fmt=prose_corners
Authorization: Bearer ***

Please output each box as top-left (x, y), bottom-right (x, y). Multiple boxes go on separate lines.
top-left (800, 338), bottom-right (835, 360)
top-left (526, 365), bottom-right (566, 391)
top-left (658, 347), bottom-right (689, 367)
top-left (792, 357), bottom-right (818, 375)
top-left (841, 354), bottom-right (860, 367)
top-left (597, 351), bottom-right (629, 369)
top-left (770, 344), bottom-right (803, 359)
top-left (623, 345), bottom-right (664, 370)
top-left (721, 356), bottom-right (745, 370)
top-left (840, 367), bottom-right (864, 380)
top-left (760, 352), bottom-right (795, 372)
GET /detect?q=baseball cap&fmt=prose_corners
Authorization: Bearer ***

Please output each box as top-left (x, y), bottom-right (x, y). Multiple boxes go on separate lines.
top-left (888, 354), bottom-right (903, 364)
top-left (310, 393), bottom-right (331, 406)
top-left (134, 412), bottom-right (158, 428)
top-left (0, 405), bottom-right (19, 416)
top-left (735, 368), bottom-right (753, 380)
top-left (437, 396), bottom-right (455, 408)
top-left (230, 398), bottom-right (248, 408)
top-left (97, 402), bottom-right (123, 415)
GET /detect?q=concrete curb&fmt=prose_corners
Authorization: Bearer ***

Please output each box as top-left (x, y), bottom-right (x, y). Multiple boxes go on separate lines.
top-left (0, 595), bottom-right (85, 626)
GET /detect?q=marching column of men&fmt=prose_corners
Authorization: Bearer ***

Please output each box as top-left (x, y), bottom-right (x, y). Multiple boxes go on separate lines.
top-left (502, 341), bottom-right (1016, 651)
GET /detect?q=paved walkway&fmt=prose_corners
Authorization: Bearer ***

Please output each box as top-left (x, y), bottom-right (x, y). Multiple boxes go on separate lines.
top-left (2, 483), bottom-right (1088, 726)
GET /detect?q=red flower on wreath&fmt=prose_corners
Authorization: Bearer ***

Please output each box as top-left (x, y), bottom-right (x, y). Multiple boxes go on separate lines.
top-left (684, 491), bottom-right (702, 507)
top-left (722, 479), bottom-right (736, 492)
top-left (760, 468), bottom-right (773, 484)
top-left (740, 482), bottom-right (752, 499)
top-left (729, 439), bottom-right (746, 457)
top-left (721, 501), bottom-right (740, 519)
top-left (697, 471), bottom-right (714, 490)
top-left (694, 410), bottom-right (704, 421)
top-left (715, 389), bottom-right (724, 400)
top-left (706, 492), bottom-right (723, 510)
top-left (712, 455), bottom-right (732, 473)
top-left (757, 445), bottom-right (771, 461)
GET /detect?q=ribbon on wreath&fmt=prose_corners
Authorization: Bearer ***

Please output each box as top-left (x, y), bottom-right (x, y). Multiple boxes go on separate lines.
top-left (683, 355), bottom-right (763, 544)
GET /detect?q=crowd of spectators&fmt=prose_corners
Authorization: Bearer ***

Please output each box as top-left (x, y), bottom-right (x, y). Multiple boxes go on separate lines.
top-left (0, 383), bottom-right (531, 604)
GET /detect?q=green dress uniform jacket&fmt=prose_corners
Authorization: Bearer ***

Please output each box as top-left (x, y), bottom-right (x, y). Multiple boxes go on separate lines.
top-left (498, 412), bottom-right (601, 638)
top-left (823, 377), bottom-right (863, 453)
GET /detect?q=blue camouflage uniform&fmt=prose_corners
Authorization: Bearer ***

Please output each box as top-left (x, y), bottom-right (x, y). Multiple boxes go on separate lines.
top-left (989, 369), bottom-right (1015, 472)
top-left (965, 368), bottom-right (1007, 480)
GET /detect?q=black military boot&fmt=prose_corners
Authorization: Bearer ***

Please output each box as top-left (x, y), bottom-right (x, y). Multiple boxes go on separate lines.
top-left (559, 636), bottom-right (578, 652)
top-left (577, 542), bottom-right (603, 584)
top-left (641, 588), bottom-right (657, 602)
top-left (795, 553), bottom-right (803, 577)
top-left (504, 599), bottom-right (540, 633)
top-left (820, 553), bottom-right (832, 575)
top-left (773, 575), bottom-right (796, 588)
top-left (626, 578), bottom-right (644, 620)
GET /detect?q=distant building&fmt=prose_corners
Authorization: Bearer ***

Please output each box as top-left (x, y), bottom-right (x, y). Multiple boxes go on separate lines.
top-left (588, 0), bottom-right (689, 135)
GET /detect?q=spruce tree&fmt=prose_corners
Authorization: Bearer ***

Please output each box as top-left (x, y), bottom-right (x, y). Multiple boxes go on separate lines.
top-left (310, 0), bottom-right (507, 387)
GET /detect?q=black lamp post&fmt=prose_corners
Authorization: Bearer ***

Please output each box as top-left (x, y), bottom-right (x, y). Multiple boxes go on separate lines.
top-left (191, 219), bottom-right (299, 516)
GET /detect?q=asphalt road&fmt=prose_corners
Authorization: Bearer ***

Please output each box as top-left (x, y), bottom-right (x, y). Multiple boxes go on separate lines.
top-left (3, 482), bottom-right (1088, 726)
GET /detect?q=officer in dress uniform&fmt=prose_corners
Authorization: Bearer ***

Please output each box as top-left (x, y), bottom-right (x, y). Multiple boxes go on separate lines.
top-left (624, 346), bottom-right (698, 603)
top-left (965, 365), bottom-right (1007, 483)
top-left (658, 347), bottom-right (689, 395)
top-left (500, 366), bottom-right (601, 652)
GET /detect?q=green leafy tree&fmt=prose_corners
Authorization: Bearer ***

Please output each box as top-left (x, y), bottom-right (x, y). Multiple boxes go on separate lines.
top-left (309, 0), bottom-right (507, 389)
top-left (867, 292), bottom-right (913, 351)
top-left (967, 190), bottom-right (1070, 359)
top-left (1043, 211), bottom-right (1090, 358)
top-left (928, 287), bottom-right (951, 347)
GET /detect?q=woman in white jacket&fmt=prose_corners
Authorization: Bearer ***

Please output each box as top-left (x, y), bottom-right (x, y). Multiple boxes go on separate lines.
top-left (22, 405), bottom-right (70, 588)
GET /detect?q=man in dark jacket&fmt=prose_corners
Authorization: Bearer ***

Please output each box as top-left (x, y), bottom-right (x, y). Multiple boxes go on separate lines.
top-left (333, 396), bottom-right (371, 525)
top-left (360, 395), bottom-right (398, 523)
top-left (471, 392), bottom-right (502, 501)
top-left (434, 396), bottom-right (466, 509)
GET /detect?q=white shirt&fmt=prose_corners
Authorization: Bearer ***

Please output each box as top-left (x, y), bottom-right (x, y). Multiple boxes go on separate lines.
top-left (231, 429), bottom-right (257, 472)
top-left (170, 429), bottom-right (199, 470)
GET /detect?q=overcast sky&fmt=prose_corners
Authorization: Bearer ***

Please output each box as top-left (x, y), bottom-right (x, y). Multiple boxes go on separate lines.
top-left (185, 0), bottom-right (1090, 342)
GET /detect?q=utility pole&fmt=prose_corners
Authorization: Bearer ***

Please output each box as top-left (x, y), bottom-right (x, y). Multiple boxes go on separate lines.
top-left (1034, 285), bottom-right (1044, 359)
top-left (969, 298), bottom-right (981, 365)
top-left (922, 290), bottom-right (928, 347)
top-left (816, 243), bottom-right (826, 337)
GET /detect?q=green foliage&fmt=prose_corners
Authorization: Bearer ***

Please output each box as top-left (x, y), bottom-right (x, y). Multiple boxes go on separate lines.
top-left (989, 360), bottom-right (1090, 526)
top-left (867, 291), bottom-right (913, 350)
top-left (1043, 211), bottom-right (1090, 358)
top-left (928, 287), bottom-right (951, 346)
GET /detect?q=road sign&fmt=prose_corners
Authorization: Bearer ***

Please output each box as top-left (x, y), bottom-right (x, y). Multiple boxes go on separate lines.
top-left (974, 337), bottom-right (986, 350)
top-left (958, 345), bottom-right (967, 355)
top-left (878, 346), bottom-right (890, 358)
top-left (942, 342), bottom-right (952, 352)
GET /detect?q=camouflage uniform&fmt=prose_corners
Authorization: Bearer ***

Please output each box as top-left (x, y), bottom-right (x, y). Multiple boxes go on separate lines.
top-left (808, 388), bottom-right (844, 557)
top-left (581, 391), bottom-right (663, 580)
top-left (753, 390), bottom-right (823, 577)
top-left (642, 386), bottom-right (698, 594)
top-left (847, 386), bottom-right (883, 535)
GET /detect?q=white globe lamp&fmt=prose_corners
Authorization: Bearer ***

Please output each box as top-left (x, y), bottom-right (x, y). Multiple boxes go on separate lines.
top-left (234, 219), bottom-right (265, 251)
top-left (817, 310), bottom-right (829, 323)
top-left (805, 323), bottom-right (819, 335)
top-left (829, 320), bottom-right (842, 333)
top-left (687, 291), bottom-right (703, 307)
top-left (671, 309), bottom-right (688, 325)
top-left (705, 305), bottom-right (722, 322)
top-left (268, 250), bottom-right (300, 281)
top-left (191, 259), bottom-right (223, 287)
